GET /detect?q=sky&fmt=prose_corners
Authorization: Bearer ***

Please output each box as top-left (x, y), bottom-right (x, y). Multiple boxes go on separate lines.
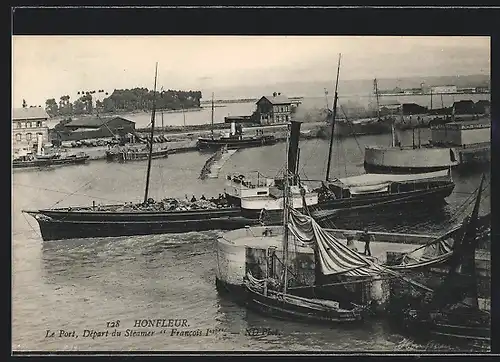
top-left (12, 36), bottom-right (490, 107)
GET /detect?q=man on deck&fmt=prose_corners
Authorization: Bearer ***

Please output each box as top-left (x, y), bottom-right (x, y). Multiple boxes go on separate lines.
top-left (359, 229), bottom-right (374, 256)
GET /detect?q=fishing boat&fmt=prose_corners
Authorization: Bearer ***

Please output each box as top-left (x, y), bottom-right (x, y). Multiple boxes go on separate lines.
top-left (387, 175), bottom-right (491, 345)
top-left (22, 64), bottom-right (258, 241)
top-left (224, 55), bottom-right (455, 224)
top-left (197, 94), bottom-right (276, 151)
top-left (13, 144), bottom-right (89, 169)
top-left (105, 143), bottom-right (170, 162)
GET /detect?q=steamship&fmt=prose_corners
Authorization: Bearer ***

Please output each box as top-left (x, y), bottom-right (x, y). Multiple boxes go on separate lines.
top-left (196, 121), bottom-right (276, 151)
top-left (196, 94), bottom-right (276, 151)
top-left (13, 134), bottom-right (89, 169)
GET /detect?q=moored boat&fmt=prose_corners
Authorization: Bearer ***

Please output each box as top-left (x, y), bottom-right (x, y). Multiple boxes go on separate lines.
top-left (23, 199), bottom-right (254, 241)
top-left (197, 134), bottom-right (277, 151)
top-left (13, 151), bottom-right (89, 169)
top-left (364, 117), bottom-right (490, 174)
top-left (386, 175), bottom-right (491, 346)
top-left (105, 144), bottom-right (170, 162)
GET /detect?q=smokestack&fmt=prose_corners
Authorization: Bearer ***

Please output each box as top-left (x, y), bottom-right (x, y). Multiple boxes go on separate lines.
top-left (287, 120), bottom-right (301, 181)
top-left (273, 92), bottom-right (277, 97)
top-left (230, 121), bottom-right (236, 136)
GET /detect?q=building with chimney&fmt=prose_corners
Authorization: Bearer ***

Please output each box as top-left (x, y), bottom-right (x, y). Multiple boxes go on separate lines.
top-left (255, 92), bottom-right (292, 125)
top-left (12, 107), bottom-right (50, 157)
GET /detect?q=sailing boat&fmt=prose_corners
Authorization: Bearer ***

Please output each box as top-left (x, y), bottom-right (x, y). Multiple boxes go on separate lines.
top-left (389, 175), bottom-right (490, 344)
top-left (328, 78), bottom-right (392, 138)
top-left (196, 93), bottom-right (276, 151)
top-left (241, 122), bottom-right (394, 324)
top-left (23, 64), bottom-right (259, 241)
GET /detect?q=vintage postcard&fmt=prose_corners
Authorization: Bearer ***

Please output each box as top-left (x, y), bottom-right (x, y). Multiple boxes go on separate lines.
top-left (12, 27), bottom-right (491, 354)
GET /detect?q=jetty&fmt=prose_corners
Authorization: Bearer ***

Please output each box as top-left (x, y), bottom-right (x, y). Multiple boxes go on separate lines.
top-left (199, 146), bottom-right (237, 180)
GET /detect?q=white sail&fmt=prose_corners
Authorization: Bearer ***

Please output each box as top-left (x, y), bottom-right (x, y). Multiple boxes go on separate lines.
top-left (287, 208), bottom-right (386, 277)
top-left (338, 169), bottom-right (449, 188)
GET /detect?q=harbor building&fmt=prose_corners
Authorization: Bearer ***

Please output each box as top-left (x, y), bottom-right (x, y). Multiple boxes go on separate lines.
top-left (51, 116), bottom-right (136, 143)
top-left (224, 115), bottom-right (254, 124)
top-left (12, 107), bottom-right (50, 157)
top-left (431, 119), bottom-right (490, 147)
top-left (430, 85), bottom-right (457, 94)
top-left (255, 92), bottom-right (292, 125)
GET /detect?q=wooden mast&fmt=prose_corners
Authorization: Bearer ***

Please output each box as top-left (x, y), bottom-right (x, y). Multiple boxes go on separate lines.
top-left (211, 92), bottom-right (215, 139)
top-left (374, 78), bottom-right (381, 119)
top-left (282, 122), bottom-right (291, 295)
top-left (143, 62), bottom-right (158, 204)
top-left (325, 53), bottom-right (342, 182)
top-left (160, 86), bottom-right (164, 136)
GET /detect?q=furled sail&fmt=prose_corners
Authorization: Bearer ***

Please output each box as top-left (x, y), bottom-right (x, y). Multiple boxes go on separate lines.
top-left (386, 226), bottom-right (458, 270)
top-left (349, 183), bottom-right (390, 194)
top-left (338, 169), bottom-right (449, 188)
top-left (287, 208), bottom-right (386, 277)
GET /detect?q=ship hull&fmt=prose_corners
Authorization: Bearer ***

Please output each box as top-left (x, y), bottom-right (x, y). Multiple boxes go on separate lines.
top-left (363, 146), bottom-right (459, 174)
top-left (105, 149), bottom-right (170, 162)
top-left (13, 155), bottom-right (89, 169)
top-left (244, 285), bottom-right (363, 324)
top-left (24, 207), bottom-right (260, 241)
top-left (237, 183), bottom-right (455, 223)
top-left (197, 136), bottom-right (277, 151)
top-left (364, 162), bottom-right (452, 174)
top-left (333, 120), bottom-right (392, 138)
top-left (29, 214), bottom-right (258, 241)
top-left (389, 308), bottom-right (491, 345)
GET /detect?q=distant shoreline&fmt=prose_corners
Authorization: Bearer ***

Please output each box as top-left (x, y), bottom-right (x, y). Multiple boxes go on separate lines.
top-left (200, 97), bottom-right (304, 105)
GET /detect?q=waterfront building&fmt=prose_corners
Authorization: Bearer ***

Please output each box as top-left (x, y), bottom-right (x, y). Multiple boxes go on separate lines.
top-left (457, 87), bottom-right (477, 94)
top-left (12, 107), bottom-right (50, 157)
top-left (430, 119), bottom-right (490, 148)
top-left (476, 86), bottom-right (490, 93)
top-left (255, 92), bottom-right (292, 125)
top-left (452, 100), bottom-right (476, 115)
top-left (51, 116), bottom-right (136, 142)
top-left (430, 85), bottom-right (458, 94)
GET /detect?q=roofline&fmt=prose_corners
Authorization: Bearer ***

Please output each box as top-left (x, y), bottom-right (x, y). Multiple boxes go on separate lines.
top-left (256, 96), bottom-right (292, 105)
top-left (13, 116), bottom-right (49, 121)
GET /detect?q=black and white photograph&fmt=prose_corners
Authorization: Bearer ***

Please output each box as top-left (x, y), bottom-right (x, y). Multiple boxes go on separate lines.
top-left (12, 32), bottom-right (491, 353)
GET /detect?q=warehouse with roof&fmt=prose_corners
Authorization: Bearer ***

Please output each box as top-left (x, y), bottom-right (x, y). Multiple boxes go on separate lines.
top-left (50, 116), bottom-right (136, 142)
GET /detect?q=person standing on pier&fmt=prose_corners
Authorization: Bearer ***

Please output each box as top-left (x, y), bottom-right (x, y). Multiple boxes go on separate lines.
top-left (359, 229), bottom-right (373, 256)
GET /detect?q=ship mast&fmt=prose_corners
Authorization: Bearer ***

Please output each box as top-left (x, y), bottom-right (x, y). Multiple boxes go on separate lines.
top-left (211, 92), bottom-right (215, 139)
top-left (373, 78), bottom-right (381, 119)
top-left (282, 123), bottom-right (291, 295)
top-left (325, 53), bottom-right (341, 182)
top-left (144, 62), bottom-right (158, 204)
top-left (391, 118), bottom-right (396, 148)
top-left (160, 87), bottom-right (164, 136)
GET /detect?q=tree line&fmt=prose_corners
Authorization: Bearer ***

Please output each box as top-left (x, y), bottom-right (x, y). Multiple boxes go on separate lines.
top-left (43, 88), bottom-right (202, 117)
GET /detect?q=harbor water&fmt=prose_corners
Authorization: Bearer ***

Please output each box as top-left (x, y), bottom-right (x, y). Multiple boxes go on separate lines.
top-left (12, 131), bottom-right (490, 352)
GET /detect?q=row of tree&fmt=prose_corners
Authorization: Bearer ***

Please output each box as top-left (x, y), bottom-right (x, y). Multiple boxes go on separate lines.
top-left (43, 88), bottom-right (202, 117)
